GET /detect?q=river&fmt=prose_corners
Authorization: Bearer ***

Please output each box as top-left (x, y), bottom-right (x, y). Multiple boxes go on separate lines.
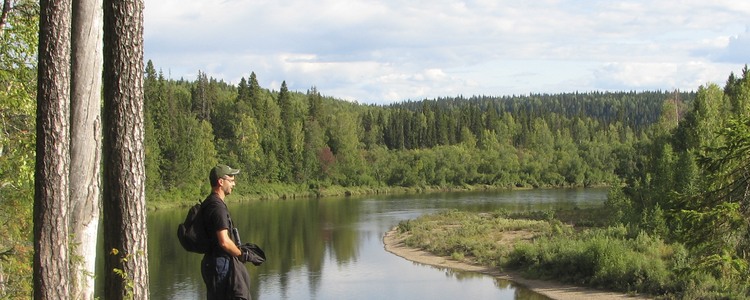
top-left (125, 188), bottom-right (608, 299)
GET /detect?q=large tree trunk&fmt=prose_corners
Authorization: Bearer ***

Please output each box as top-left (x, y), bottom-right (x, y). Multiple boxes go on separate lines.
top-left (33, 0), bottom-right (71, 299)
top-left (69, 0), bottom-right (102, 298)
top-left (102, 0), bottom-right (149, 298)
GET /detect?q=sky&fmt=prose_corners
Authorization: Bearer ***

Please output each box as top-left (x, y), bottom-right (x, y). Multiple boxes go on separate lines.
top-left (144, 0), bottom-right (750, 105)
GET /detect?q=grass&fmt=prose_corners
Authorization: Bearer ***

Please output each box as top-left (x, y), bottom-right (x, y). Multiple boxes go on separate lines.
top-left (394, 209), bottom-right (750, 299)
top-left (506, 228), bottom-right (673, 294)
top-left (398, 210), bottom-right (552, 266)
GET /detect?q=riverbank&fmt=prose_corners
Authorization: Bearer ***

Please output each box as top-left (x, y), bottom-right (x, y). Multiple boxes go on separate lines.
top-left (383, 228), bottom-right (648, 300)
top-left (146, 182), bottom-right (540, 210)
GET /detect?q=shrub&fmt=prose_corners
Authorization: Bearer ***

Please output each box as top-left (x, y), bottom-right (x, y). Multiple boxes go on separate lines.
top-left (397, 209), bottom-right (750, 298)
top-left (506, 228), bottom-right (672, 294)
top-left (397, 220), bottom-right (412, 233)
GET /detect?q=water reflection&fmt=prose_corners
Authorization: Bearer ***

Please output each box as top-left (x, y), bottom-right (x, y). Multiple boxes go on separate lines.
top-left (232, 198), bottom-right (362, 300)
top-left (406, 261), bottom-right (552, 300)
top-left (137, 188), bottom-right (607, 299)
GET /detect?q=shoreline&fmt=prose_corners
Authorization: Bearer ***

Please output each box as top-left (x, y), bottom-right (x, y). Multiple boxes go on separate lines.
top-left (147, 184), bottom-right (591, 211)
top-left (382, 227), bottom-right (648, 300)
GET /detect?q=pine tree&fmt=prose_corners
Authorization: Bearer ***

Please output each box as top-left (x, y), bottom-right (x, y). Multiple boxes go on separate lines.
top-left (102, 0), bottom-right (150, 297)
top-left (34, 0), bottom-right (72, 297)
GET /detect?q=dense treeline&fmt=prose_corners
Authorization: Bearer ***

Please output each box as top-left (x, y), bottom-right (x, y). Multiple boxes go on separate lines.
top-left (599, 66), bottom-right (750, 297)
top-left (143, 59), bottom-right (693, 202)
top-left (394, 67), bottom-right (750, 298)
top-left (392, 91), bottom-right (675, 137)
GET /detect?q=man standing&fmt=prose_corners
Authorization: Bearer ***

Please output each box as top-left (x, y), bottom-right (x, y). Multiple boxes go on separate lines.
top-left (201, 164), bottom-right (251, 299)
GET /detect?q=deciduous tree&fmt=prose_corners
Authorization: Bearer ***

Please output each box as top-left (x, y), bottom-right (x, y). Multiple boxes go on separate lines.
top-left (0, 1), bottom-right (37, 297)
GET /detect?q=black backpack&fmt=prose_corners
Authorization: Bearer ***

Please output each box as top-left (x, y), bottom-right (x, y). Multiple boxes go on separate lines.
top-left (177, 201), bottom-right (211, 254)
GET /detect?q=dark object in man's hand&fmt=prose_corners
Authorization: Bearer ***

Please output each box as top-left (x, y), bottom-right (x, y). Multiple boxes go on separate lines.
top-left (239, 243), bottom-right (266, 266)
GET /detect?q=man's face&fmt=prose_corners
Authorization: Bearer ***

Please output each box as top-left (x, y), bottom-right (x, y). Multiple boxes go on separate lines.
top-left (220, 176), bottom-right (236, 196)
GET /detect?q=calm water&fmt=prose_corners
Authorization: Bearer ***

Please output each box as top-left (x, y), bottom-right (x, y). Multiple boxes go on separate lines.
top-left (141, 188), bottom-right (608, 300)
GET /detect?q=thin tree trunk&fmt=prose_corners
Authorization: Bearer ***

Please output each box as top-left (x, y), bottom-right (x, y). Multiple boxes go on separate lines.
top-left (33, 0), bottom-right (71, 298)
top-left (0, 263), bottom-right (4, 296)
top-left (102, 0), bottom-right (149, 298)
top-left (0, 0), bottom-right (11, 33)
top-left (69, 0), bottom-right (102, 298)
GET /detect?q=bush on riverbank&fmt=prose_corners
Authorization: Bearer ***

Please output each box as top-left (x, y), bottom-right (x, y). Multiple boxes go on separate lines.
top-left (395, 210), bottom-right (749, 299)
top-left (506, 227), bottom-right (677, 295)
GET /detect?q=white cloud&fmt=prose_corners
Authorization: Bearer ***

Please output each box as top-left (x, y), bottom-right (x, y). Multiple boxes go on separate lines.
top-left (592, 61), bottom-right (739, 91)
top-left (714, 28), bottom-right (750, 63)
top-left (144, 0), bottom-right (750, 103)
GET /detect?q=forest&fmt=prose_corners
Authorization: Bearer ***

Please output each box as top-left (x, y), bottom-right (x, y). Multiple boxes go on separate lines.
top-left (141, 59), bottom-right (694, 202)
top-left (139, 61), bottom-right (746, 297)
top-left (396, 68), bottom-right (750, 298)
top-left (1, 0), bottom-right (750, 296)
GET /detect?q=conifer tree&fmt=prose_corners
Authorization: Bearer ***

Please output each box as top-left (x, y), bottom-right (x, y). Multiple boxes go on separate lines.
top-left (102, 0), bottom-right (150, 297)
top-left (34, 0), bottom-right (72, 297)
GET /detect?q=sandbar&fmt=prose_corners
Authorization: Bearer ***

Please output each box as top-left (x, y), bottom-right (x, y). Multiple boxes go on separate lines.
top-left (383, 228), bottom-right (649, 300)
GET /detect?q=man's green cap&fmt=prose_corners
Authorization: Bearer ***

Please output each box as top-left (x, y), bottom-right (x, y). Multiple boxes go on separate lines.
top-left (210, 164), bottom-right (240, 182)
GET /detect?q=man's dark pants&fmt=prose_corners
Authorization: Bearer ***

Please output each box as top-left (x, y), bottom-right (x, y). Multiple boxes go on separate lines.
top-left (201, 255), bottom-right (231, 300)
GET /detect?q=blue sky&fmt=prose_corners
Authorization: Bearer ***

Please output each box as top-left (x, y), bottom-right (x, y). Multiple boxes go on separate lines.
top-left (144, 0), bottom-right (750, 104)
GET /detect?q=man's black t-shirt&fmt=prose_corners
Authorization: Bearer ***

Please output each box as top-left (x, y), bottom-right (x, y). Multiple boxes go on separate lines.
top-left (201, 192), bottom-right (232, 256)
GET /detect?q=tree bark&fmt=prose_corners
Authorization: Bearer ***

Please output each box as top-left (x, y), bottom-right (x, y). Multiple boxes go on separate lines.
top-left (102, 0), bottom-right (149, 298)
top-left (33, 0), bottom-right (71, 298)
top-left (69, 0), bottom-right (102, 298)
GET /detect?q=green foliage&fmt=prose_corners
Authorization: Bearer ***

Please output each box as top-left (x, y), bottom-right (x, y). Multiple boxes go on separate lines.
top-left (0, 1), bottom-right (38, 298)
top-left (397, 219), bottom-right (412, 233)
top-left (139, 61), bottom-right (686, 200)
top-left (81, 58), bottom-right (750, 298)
top-left (506, 230), bottom-right (674, 294)
top-left (399, 210), bottom-right (688, 296)
top-left (640, 204), bottom-right (669, 238)
top-left (400, 210), bottom-right (552, 266)
top-left (507, 209), bottom-right (556, 221)
top-left (109, 248), bottom-right (136, 300)
top-left (610, 66), bottom-right (750, 298)
top-left (602, 186), bottom-right (632, 225)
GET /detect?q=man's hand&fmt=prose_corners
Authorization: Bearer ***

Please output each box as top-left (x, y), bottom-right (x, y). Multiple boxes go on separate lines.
top-left (239, 248), bottom-right (252, 263)
top-left (238, 243), bottom-right (266, 266)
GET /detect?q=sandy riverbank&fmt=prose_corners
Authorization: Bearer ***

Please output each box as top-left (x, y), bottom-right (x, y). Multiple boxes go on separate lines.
top-left (383, 228), bottom-right (649, 300)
